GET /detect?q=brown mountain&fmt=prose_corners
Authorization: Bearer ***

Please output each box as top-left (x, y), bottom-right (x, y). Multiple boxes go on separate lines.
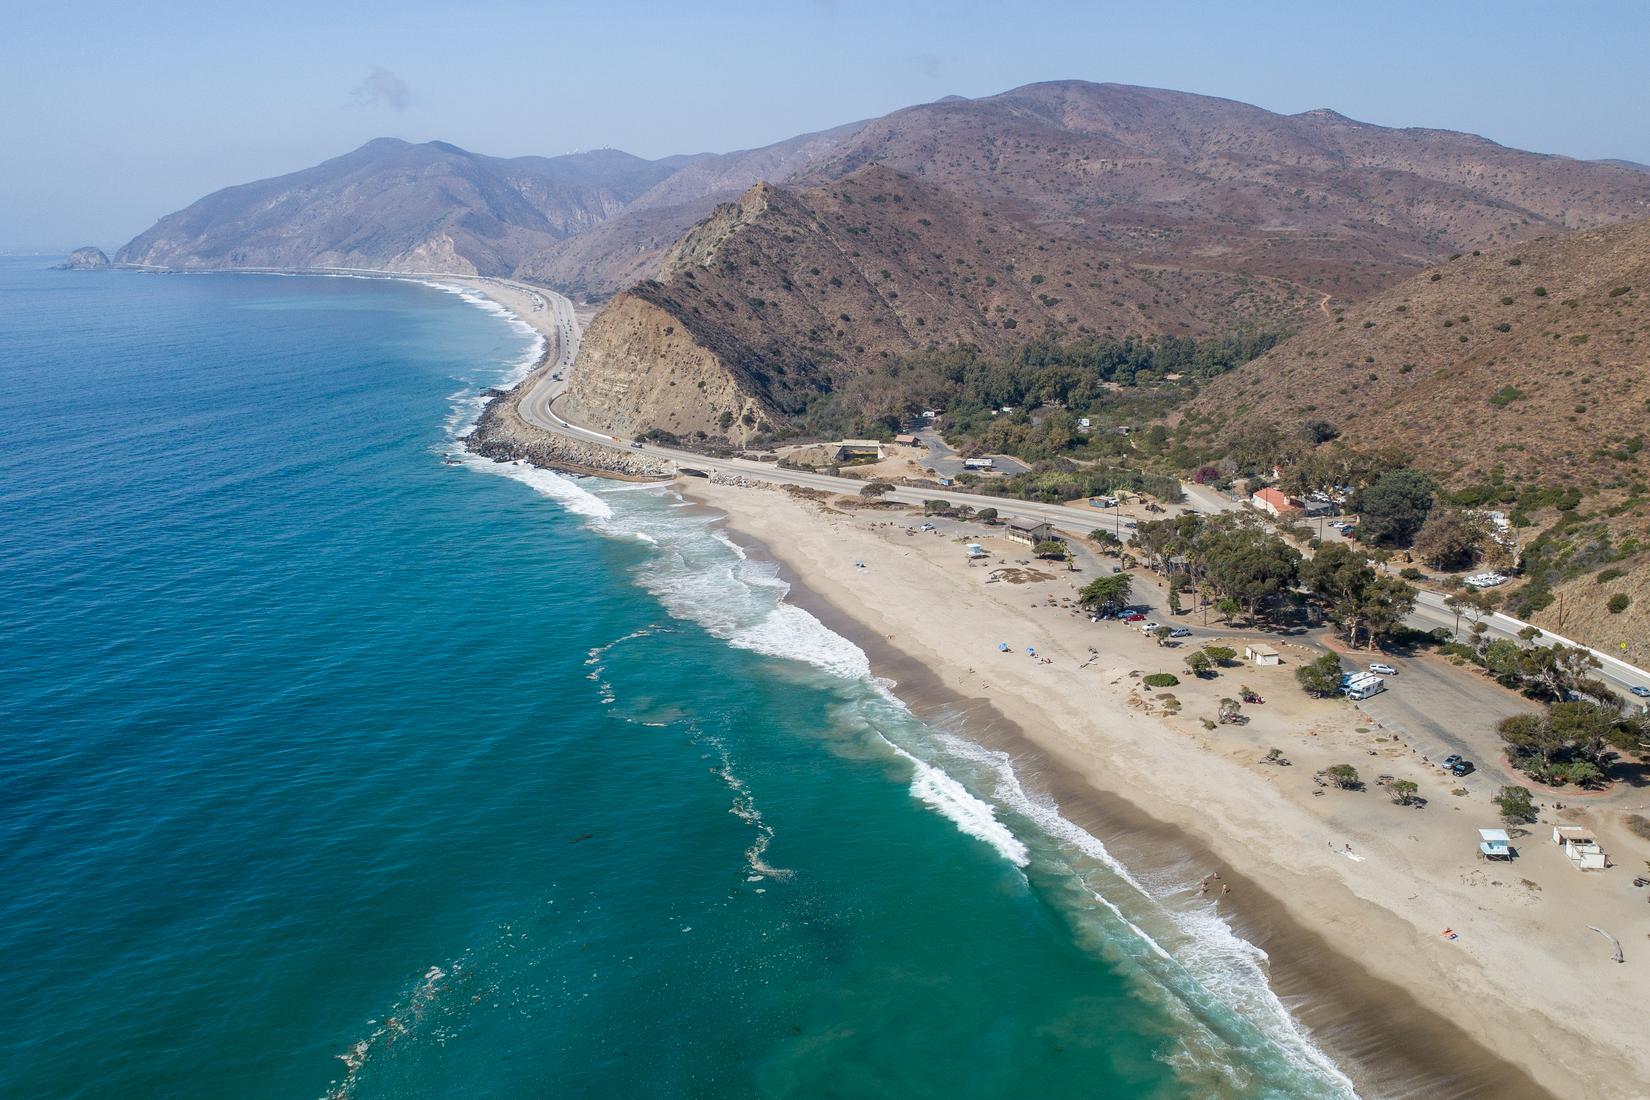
top-left (565, 81), bottom-right (1650, 441)
top-left (1185, 217), bottom-right (1650, 652)
top-left (515, 121), bottom-right (867, 294)
top-left (1187, 216), bottom-right (1650, 489)
top-left (117, 139), bottom-right (694, 275)
top-left (117, 124), bottom-right (868, 281)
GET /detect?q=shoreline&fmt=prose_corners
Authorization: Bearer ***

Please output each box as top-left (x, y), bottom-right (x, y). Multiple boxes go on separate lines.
top-left (706, 505), bottom-right (1549, 1100)
top-left (445, 272), bottom-right (1640, 1097)
top-left (679, 479), bottom-right (1650, 1100)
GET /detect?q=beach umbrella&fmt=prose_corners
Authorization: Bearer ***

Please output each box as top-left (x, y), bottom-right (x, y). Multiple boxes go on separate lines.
top-left (997, 642), bottom-right (1009, 652)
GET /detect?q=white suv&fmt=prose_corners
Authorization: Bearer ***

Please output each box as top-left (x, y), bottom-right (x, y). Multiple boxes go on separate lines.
top-left (1369, 662), bottom-right (1397, 675)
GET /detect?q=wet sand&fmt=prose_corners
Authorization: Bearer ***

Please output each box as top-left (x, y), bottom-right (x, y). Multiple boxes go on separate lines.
top-left (686, 479), bottom-right (1648, 1100)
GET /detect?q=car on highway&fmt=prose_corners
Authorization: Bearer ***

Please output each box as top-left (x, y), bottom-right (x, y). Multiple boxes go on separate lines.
top-left (1369, 662), bottom-right (1398, 675)
top-left (1630, 686), bottom-right (1650, 698)
top-left (629, 441), bottom-right (643, 449)
top-left (1124, 520), bottom-right (1138, 529)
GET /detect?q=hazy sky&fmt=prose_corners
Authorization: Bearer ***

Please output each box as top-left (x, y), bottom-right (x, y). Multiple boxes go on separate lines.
top-left (4, 0), bottom-right (1648, 249)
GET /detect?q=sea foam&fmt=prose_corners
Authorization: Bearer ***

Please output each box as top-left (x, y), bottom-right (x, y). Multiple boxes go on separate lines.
top-left (438, 295), bottom-right (1356, 1099)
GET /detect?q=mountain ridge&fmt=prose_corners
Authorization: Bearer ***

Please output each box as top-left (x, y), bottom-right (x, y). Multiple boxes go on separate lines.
top-left (557, 80), bottom-right (1650, 441)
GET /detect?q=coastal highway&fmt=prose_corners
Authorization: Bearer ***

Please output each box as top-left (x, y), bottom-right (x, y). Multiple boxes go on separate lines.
top-left (500, 276), bottom-right (1650, 698)
top-left (510, 283), bottom-right (1152, 535)
top-left (1406, 590), bottom-right (1650, 702)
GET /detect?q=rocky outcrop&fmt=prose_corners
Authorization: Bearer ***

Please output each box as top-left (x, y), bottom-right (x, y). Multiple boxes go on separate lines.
top-left (56, 246), bottom-right (110, 270)
top-left (559, 292), bottom-right (774, 445)
top-left (465, 371), bottom-right (672, 481)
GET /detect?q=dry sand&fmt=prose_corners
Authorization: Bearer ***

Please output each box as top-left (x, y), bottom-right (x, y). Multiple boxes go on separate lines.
top-left (684, 477), bottom-right (1650, 1100)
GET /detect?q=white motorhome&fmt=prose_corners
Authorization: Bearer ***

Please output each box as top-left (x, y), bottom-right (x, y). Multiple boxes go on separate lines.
top-left (1342, 672), bottom-right (1386, 700)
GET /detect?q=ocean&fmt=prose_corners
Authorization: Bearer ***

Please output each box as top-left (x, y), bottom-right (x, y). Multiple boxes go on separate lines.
top-left (0, 257), bottom-right (1357, 1098)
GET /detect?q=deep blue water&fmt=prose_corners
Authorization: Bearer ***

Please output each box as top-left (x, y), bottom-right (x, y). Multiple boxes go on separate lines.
top-left (0, 258), bottom-right (1354, 1098)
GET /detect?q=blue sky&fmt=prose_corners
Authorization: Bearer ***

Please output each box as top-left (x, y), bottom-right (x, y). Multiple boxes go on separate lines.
top-left (4, 0), bottom-right (1647, 249)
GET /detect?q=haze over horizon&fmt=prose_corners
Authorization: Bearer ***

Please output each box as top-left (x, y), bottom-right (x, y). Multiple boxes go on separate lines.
top-left (5, 0), bottom-right (1649, 250)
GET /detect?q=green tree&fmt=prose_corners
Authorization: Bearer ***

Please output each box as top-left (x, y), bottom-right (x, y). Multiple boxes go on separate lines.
top-left (1088, 528), bottom-right (1121, 550)
top-left (1185, 650), bottom-right (1214, 677)
top-left (859, 481), bottom-right (894, 498)
top-left (1300, 542), bottom-right (1417, 649)
top-left (1413, 508), bottom-right (1490, 571)
top-left (1325, 764), bottom-right (1362, 790)
top-left (923, 499), bottom-right (952, 515)
top-left (1033, 539), bottom-right (1068, 560)
top-left (1142, 672), bottom-right (1180, 688)
top-left (1354, 469), bottom-right (1436, 546)
top-left (1079, 573), bottom-right (1133, 613)
top-left (1493, 785), bottom-right (1537, 824)
top-left (1151, 624), bottom-right (1174, 646)
top-left (1197, 514), bottom-right (1301, 623)
top-left (977, 507), bottom-right (999, 523)
top-left (1203, 645), bottom-right (1237, 664)
top-left (1389, 779), bottom-right (1420, 805)
top-left (1296, 652), bottom-right (1345, 697)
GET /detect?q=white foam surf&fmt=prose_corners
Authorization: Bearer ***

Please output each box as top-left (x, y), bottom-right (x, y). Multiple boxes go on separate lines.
top-left (427, 297), bottom-right (1358, 1098)
top-left (883, 739), bottom-right (1029, 867)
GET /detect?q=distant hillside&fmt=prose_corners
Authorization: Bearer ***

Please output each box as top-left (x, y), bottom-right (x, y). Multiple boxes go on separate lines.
top-left (1188, 216), bottom-right (1650, 489)
top-left (1185, 217), bottom-right (1650, 655)
top-left (514, 120), bottom-right (867, 294)
top-left (117, 139), bottom-right (688, 276)
top-left (117, 124), bottom-right (868, 282)
top-left (564, 80), bottom-right (1650, 443)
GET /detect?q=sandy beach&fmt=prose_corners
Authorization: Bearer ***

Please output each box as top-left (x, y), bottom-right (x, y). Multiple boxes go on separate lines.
top-left (680, 477), bottom-right (1650, 1100)
top-left (457, 273), bottom-right (1648, 1097)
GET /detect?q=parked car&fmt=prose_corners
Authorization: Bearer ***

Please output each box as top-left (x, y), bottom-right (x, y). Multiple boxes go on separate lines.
top-left (1630, 686), bottom-right (1650, 698)
top-left (1450, 760), bottom-right (1475, 777)
top-left (1369, 662), bottom-right (1397, 675)
top-left (1141, 621), bottom-right (1162, 634)
top-left (1122, 612), bottom-right (1147, 623)
top-left (1170, 627), bottom-right (1193, 638)
top-left (1341, 527), bottom-right (1357, 539)
top-left (1442, 754), bottom-right (1463, 768)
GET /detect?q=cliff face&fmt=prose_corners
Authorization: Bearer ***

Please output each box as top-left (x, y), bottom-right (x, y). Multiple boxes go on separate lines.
top-left (560, 293), bottom-right (775, 444)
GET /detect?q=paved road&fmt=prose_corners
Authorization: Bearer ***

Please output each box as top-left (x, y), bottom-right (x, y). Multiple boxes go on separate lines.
top-left (1408, 590), bottom-right (1650, 704)
top-left (494, 274), bottom-right (1650, 700)
top-left (913, 428), bottom-right (1030, 479)
top-left (507, 284), bottom-right (1155, 535)
top-left (1349, 652), bottom-right (1537, 794)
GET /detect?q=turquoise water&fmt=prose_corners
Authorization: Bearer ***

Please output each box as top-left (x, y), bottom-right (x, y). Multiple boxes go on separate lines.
top-left (0, 258), bottom-right (1355, 1099)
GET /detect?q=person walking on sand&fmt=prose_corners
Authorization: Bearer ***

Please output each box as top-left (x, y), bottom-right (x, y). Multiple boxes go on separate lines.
top-left (1221, 883), bottom-right (1230, 896)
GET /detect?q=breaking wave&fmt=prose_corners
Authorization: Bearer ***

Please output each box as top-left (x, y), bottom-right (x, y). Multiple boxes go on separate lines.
top-left (435, 289), bottom-right (1358, 1099)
